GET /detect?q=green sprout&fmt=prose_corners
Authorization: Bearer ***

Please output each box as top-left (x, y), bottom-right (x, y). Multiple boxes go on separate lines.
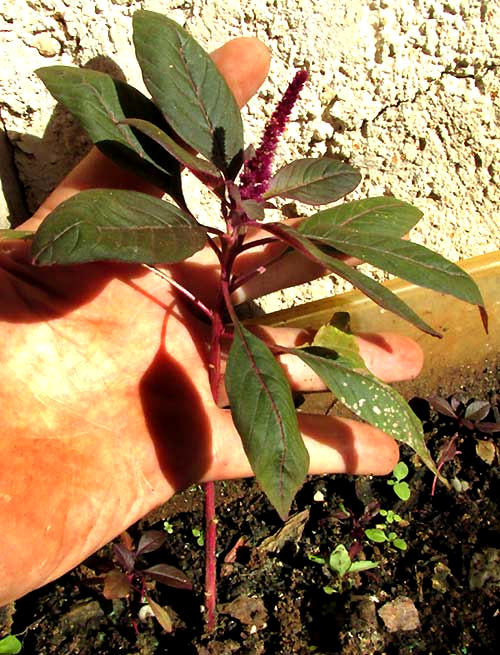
top-left (163, 520), bottom-right (174, 534)
top-left (365, 527), bottom-right (407, 551)
top-left (309, 544), bottom-right (378, 593)
top-left (387, 461), bottom-right (411, 501)
top-left (379, 508), bottom-right (403, 524)
top-left (192, 528), bottom-right (204, 546)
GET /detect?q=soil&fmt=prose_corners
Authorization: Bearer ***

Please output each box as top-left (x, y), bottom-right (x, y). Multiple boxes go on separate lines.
top-left (2, 387), bottom-right (499, 655)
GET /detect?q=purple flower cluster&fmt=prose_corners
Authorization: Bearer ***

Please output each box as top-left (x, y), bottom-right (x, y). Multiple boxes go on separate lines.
top-left (239, 69), bottom-right (308, 202)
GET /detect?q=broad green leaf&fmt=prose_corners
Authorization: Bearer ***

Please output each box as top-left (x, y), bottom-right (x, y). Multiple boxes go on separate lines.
top-left (226, 323), bottom-right (309, 519)
top-left (31, 189), bottom-right (206, 265)
top-left (302, 226), bottom-right (485, 309)
top-left (300, 197), bottom-right (423, 238)
top-left (328, 545), bottom-right (351, 577)
top-left (133, 11), bottom-right (244, 173)
top-left (262, 158), bottom-right (361, 204)
top-left (365, 528), bottom-right (387, 543)
top-left (291, 346), bottom-right (439, 476)
top-left (392, 461), bottom-right (409, 481)
top-left (36, 66), bottom-right (182, 198)
top-left (263, 223), bottom-right (440, 336)
top-left (121, 118), bottom-right (223, 187)
top-left (394, 481), bottom-right (411, 501)
top-left (0, 635), bottom-right (22, 654)
top-left (308, 324), bottom-right (365, 369)
top-left (0, 229), bottom-right (33, 241)
top-left (146, 597), bottom-right (173, 632)
top-left (349, 560), bottom-right (379, 573)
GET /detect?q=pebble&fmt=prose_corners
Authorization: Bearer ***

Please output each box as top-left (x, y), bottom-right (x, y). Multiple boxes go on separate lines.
top-left (378, 596), bottom-right (420, 632)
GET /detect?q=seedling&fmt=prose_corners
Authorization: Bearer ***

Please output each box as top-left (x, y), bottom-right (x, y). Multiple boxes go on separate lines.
top-left (365, 527), bottom-right (407, 551)
top-left (1, 9), bottom-right (487, 629)
top-left (379, 508), bottom-right (404, 524)
top-left (102, 530), bottom-right (192, 632)
top-left (162, 520), bottom-right (174, 535)
top-left (191, 528), bottom-right (205, 547)
top-left (427, 394), bottom-right (500, 434)
top-left (427, 394), bottom-right (499, 495)
top-left (387, 461), bottom-right (411, 501)
top-left (309, 544), bottom-right (378, 593)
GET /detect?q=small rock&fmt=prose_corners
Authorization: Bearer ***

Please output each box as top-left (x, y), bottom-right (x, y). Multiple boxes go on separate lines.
top-left (32, 33), bottom-right (60, 57)
top-left (378, 596), bottom-right (420, 632)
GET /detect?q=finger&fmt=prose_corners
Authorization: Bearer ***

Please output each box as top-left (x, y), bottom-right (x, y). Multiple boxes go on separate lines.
top-left (300, 413), bottom-right (399, 475)
top-left (231, 217), bottom-right (360, 304)
top-left (216, 328), bottom-right (423, 406)
top-left (208, 409), bottom-right (399, 481)
top-left (252, 326), bottom-right (424, 385)
top-left (21, 38), bottom-right (271, 231)
top-left (232, 249), bottom-right (326, 304)
top-left (210, 37), bottom-right (270, 108)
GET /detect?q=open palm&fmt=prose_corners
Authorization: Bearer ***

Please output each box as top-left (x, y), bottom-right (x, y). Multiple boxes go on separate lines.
top-left (0, 38), bottom-right (422, 605)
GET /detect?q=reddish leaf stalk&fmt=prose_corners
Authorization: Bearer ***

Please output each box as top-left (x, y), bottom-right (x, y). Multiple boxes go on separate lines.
top-left (204, 479), bottom-right (217, 632)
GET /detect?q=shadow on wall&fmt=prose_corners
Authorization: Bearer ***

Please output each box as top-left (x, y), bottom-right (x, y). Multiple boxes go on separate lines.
top-left (1, 56), bottom-right (128, 226)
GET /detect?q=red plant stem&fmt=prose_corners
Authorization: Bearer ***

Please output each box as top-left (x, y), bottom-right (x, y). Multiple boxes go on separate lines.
top-left (202, 228), bottom-right (244, 632)
top-left (203, 479), bottom-right (217, 632)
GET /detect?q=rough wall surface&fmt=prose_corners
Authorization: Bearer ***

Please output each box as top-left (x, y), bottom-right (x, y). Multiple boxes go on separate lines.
top-left (1, 0), bottom-right (498, 309)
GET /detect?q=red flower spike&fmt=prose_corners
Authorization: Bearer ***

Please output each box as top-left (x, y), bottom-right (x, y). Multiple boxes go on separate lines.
top-left (240, 69), bottom-right (308, 202)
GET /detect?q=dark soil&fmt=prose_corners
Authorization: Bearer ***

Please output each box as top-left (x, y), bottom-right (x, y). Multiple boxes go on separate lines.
top-left (3, 389), bottom-right (499, 655)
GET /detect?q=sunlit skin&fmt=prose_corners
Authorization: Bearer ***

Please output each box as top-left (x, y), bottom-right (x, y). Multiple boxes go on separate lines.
top-left (0, 38), bottom-right (423, 605)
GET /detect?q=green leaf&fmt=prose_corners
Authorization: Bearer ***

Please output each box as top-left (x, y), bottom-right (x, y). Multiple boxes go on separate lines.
top-left (393, 481), bottom-right (411, 501)
top-left (303, 225), bottom-right (485, 309)
top-left (299, 197), bottom-right (423, 238)
top-left (264, 223), bottom-right (440, 336)
top-left (0, 229), bottom-right (34, 241)
top-left (392, 461), bottom-right (409, 481)
top-left (146, 597), bottom-right (173, 633)
top-left (393, 538), bottom-right (407, 551)
top-left (31, 189), bottom-right (206, 265)
top-left (328, 544), bottom-right (351, 577)
top-left (365, 528), bottom-right (387, 543)
top-left (291, 346), bottom-right (439, 475)
top-left (36, 66), bottom-right (182, 198)
top-left (308, 324), bottom-right (366, 369)
top-left (133, 10), bottom-right (244, 173)
top-left (0, 636), bottom-right (22, 655)
top-left (120, 118), bottom-right (223, 187)
top-left (226, 323), bottom-right (309, 519)
top-left (349, 560), bottom-right (379, 573)
top-left (262, 158), bottom-right (361, 205)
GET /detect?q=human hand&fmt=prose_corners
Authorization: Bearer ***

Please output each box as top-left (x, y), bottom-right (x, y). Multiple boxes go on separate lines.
top-left (0, 38), bottom-right (423, 604)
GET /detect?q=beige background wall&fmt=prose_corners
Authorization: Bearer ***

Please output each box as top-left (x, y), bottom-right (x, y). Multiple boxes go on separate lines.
top-left (1, 0), bottom-right (498, 309)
